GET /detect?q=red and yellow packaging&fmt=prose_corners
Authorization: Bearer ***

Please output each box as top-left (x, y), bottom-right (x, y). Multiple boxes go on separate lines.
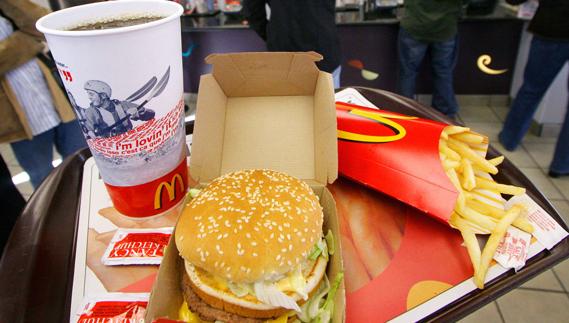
top-left (336, 101), bottom-right (457, 223)
top-left (101, 228), bottom-right (173, 266)
top-left (75, 294), bottom-right (148, 323)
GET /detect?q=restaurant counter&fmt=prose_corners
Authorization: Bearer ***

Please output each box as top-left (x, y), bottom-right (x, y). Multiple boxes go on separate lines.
top-left (180, 5), bottom-right (525, 95)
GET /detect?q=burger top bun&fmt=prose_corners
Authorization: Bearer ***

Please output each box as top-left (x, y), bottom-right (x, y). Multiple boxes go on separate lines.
top-left (175, 169), bottom-right (323, 284)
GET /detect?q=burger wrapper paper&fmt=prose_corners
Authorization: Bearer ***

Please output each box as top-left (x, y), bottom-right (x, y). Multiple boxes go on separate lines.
top-left (145, 185), bottom-right (345, 322)
top-left (336, 101), bottom-right (459, 224)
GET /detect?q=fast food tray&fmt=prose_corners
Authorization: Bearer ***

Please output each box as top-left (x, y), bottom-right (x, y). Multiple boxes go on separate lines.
top-left (0, 88), bottom-right (567, 323)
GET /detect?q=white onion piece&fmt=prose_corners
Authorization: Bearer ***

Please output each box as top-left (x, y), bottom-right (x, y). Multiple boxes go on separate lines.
top-left (254, 281), bottom-right (301, 312)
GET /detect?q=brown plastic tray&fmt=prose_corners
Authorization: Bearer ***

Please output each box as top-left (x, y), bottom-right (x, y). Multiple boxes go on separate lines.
top-left (0, 89), bottom-right (567, 323)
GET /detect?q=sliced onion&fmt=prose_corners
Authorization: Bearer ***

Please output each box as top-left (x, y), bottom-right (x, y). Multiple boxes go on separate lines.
top-left (254, 281), bottom-right (301, 312)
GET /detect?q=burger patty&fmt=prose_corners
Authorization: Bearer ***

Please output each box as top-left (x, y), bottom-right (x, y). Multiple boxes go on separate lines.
top-left (182, 272), bottom-right (265, 323)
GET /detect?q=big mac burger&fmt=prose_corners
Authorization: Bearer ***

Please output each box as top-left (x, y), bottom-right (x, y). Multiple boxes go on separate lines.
top-left (175, 169), bottom-right (341, 323)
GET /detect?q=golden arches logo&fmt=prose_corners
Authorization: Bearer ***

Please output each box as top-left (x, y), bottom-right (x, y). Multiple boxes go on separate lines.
top-left (154, 173), bottom-right (185, 210)
top-left (477, 54), bottom-right (508, 75)
top-left (337, 108), bottom-right (417, 143)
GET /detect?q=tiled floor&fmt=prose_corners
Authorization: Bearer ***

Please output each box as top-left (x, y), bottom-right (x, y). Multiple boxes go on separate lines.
top-left (455, 104), bottom-right (569, 323)
top-left (1, 96), bottom-right (568, 322)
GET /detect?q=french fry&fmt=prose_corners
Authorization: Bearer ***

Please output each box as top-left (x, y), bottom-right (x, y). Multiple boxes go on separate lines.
top-left (445, 168), bottom-right (466, 212)
top-left (467, 198), bottom-right (534, 233)
top-left (451, 212), bottom-right (492, 234)
top-left (440, 140), bottom-right (461, 161)
top-left (461, 159), bottom-right (476, 191)
top-left (512, 218), bottom-right (534, 234)
top-left (450, 214), bottom-right (482, 274)
top-left (474, 205), bottom-right (523, 289)
top-left (488, 155), bottom-right (505, 167)
top-left (443, 125), bottom-right (470, 136)
top-left (443, 159), bottom-right (461, 170)
top-left (447, 138), bottom-right (499, 175)
top-left (445, 168), bottom-right (462, 191)
top-left (439, 126), bottom-right (532, 288)
top-left (467, 198), bottom-right (506, 218)
top-left (475, 176), bottom-right (526, 196)
top-left (451, 132), bottom-right (487, 145)
top-left (456, 206), bottom-right (497, 232)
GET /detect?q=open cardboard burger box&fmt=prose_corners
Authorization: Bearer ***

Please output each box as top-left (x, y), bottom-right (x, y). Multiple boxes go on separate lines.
top-left (145, 52), bottom-right (346, 322)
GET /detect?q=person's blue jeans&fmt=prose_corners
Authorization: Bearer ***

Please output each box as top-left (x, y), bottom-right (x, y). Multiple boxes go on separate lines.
top-left (398, 27), bottom-right (459, 117)
top-left (10, 121), bottom-right (87, 188)
top-left (498, 36), bottom-right (569, 174)
top-left (332, 65), bottom-right (342, 89)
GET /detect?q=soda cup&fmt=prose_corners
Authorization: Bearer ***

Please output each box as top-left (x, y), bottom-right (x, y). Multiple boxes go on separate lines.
top-left (37, 0), bottom-right (188, 218)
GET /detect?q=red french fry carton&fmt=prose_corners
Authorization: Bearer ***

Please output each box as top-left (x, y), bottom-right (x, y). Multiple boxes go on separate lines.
top-left (336, 101), bottom-right (457, 224)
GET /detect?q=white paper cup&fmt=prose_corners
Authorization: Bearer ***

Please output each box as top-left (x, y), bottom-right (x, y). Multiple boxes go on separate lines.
top-left (37, 0), bottom-right (188, 218)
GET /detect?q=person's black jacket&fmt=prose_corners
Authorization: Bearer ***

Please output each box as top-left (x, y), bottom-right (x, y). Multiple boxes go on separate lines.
top-left (242, 0), bottom-right (341, 73)
top-left (507, 0), bottom-right (569, 41)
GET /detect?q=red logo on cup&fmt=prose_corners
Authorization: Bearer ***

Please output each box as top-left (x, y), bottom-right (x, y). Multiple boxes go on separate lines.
top-left (154, 173), bottom-right (185, 210)
top-left (58, 68), bottom-right (73, 82)
top-left (105, 160), bottom-right (188, 218)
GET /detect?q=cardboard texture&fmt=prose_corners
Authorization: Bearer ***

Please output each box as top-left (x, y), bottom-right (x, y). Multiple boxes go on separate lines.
top-left (146, 52), bottom-right (344, 322)
top-left (190, 52), bottom-right (338, 186)
top-left (336, 101), bottom-right (458, 223)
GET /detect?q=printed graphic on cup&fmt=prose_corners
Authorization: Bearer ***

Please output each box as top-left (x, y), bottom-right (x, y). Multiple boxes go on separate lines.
top-left (37, 0), bottom-right (187, 218)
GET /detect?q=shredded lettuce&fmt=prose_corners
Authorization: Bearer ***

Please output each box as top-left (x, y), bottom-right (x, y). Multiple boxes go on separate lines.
top-left (298, 272), bottom-right (344, 323)
top-left (308, 239), bottom-right (329, 261)
top-left (319, 240), bottom-right (329, 261)
top-left (315, 272), bottom-right (344, 323)
top-left (227, 281), bottom-right (253, 298)
top-left (308, 243), bottom-right (323, 261)
top-left (325, 230), bottom-right (335, 256)
top-left (298, 275), bottom-right (330, 322)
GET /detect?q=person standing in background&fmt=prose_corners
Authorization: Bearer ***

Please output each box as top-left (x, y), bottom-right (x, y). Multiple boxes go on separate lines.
top-left (0, 155), bottom-right (25, 257)
top-left (499, 0), bottom-right (569, 178)
top-left (0, 0), bottom-right (87, 188)
top-left (242, 0), bottom-right (342, 88)
top-left (398, 0), bottom-right (468, 118)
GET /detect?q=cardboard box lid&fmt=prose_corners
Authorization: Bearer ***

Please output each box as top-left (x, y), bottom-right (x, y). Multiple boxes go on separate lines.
top-left (205, 51), bottom-right (323, 97)
top-left (190, 52), bottom-right (338, 185)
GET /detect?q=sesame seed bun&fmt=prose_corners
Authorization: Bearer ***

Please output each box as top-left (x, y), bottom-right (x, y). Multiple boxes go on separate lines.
top-left (175, 169), bottom-right (324, 283)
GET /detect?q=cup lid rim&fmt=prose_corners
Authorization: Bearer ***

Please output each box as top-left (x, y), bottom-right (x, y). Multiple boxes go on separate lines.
top-left (36, 0), bottom-right (184, 37)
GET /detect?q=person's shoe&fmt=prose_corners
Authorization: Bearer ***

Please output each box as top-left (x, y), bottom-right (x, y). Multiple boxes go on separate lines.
top-left (548, 170), bottom-right (569, 178)
top-left (498, 132), bottom-right (517, 152)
